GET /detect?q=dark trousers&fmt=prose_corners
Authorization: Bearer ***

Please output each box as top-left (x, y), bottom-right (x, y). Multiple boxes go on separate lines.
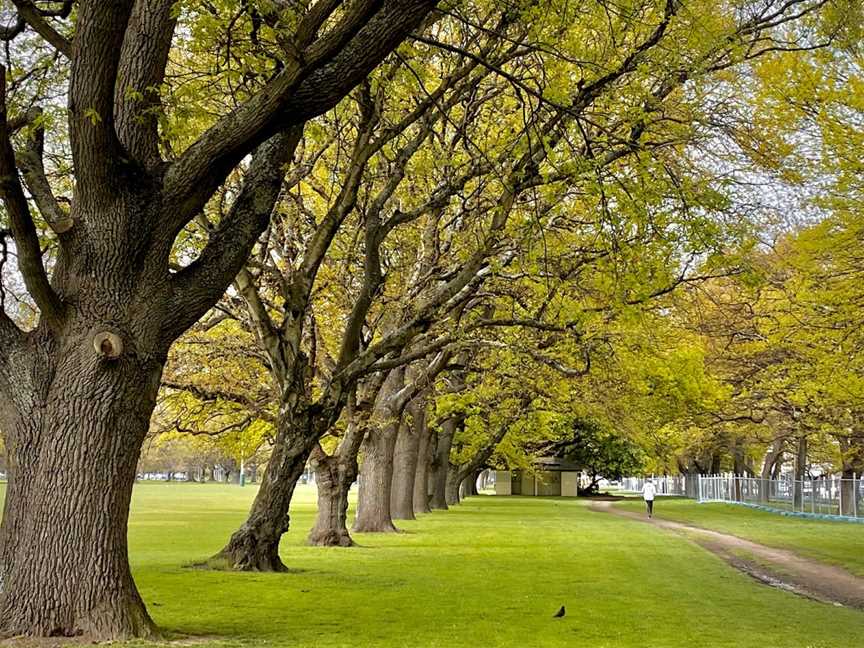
top-left (646, 500), bottom-right (654, 516)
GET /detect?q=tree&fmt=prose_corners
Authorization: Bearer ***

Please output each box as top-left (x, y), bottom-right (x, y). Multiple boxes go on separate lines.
top-left (0, 1), bottom-right (437, 639)
top-left (545, 417), bottom-right (645, 495)
top-left (0, 0), bottom-right (836, 638)
top-left (163, 0), bottom-right (843, 549)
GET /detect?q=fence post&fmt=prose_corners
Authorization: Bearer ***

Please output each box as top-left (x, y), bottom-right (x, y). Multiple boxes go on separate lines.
top-left (855, 474), bottom-right (859, 519)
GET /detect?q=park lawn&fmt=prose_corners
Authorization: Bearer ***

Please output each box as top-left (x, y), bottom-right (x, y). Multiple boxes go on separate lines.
top-left (615, 497), bottom-right (864, 576)
top-left (102, 483), bottom-right (864, 647)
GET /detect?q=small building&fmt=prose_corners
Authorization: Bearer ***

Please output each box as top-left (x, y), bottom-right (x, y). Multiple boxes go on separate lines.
top-left (494, 456), bottom-right (582, 497)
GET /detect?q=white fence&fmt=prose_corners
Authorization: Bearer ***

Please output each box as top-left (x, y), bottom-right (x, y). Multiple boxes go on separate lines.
top-left (620, 475), bottom-right (688, 497)
top-left (698, 474), bottom-right (864, 520)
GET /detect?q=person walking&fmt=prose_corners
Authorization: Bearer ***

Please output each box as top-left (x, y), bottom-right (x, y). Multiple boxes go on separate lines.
top-left (642, 478), bottom-right (657, 518)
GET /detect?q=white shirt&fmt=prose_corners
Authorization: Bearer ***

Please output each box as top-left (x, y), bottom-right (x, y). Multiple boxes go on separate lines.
top-left (642, 482), bottom-right (656, 501)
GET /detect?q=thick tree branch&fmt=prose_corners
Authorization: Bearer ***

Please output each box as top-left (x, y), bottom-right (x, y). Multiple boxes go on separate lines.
top-left (294, 0), bottom-right (343, 49)
top-left (234, 267), bottom-right (291, 389)
top-left (68, 0), bottom-right (136, 193)
top-left (0, 68), bottom-right (64, 326)
top-left (166, 127), bottom-right (303, 338)
top-left (16, 108), bottom-right (72, 234)
top-left (453, 421), bottom-right (513, 484)
top-left (114, 0), bottom-right (177, 168)
top-left (10, 0), bottom-right (73, 57)
top-left (162, 0), bottom-right (437, 230)
top-left (390, 350), bottom-right (453, 413)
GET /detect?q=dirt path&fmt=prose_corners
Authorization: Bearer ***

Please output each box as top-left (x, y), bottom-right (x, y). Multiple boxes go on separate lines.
top-left (590, 500), bottom-right (864, 610)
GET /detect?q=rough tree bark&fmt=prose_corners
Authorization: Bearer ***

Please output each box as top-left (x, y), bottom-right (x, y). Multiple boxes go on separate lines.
top-left (0, 1), bottom-right (439, 635)
top-left (411, 397), bottom-right (433, 515)
top-left (391, 419), bottom-right (420, 520)
top-left (353, 421), bottom-right (401, 532)
top-left (0, 354), bottom-right (162, 638)
top-left (445, 465), bottom-right (464, 506)
top-left (429, 361), bottom-right (468, 509)
top-left (353, 368), bottom-right (405, 533)
top-left (430, 415), bottom-right (461, 509)
top-left (349, 356), bottom-right (451, 531)
top-left (307, 402), bottom-right (367, 547)
top-left (308, 446), bottom-right (356, 547)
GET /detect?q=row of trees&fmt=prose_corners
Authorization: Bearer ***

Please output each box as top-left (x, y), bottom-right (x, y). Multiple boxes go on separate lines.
top-left (0, 0), bottom-right (857, 640)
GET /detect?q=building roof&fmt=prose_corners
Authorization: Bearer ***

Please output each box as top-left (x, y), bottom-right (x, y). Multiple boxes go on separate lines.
top-left (530, 455), bottom-right (583, 472)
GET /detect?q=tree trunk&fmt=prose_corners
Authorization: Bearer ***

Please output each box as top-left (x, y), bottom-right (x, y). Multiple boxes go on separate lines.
top-left (760, 438), bottom-right (784, 503)
top-left (445, 466), bottom-right (462, 506)
top-left (445, 424), bottom-right (510, 506)
top-left (411, 398), bottom-right (432, 515)
top-left (0, 354), bottom-right (162, 639)
top-left (732, 440), bottom-right (745, 501)
top-left (680, 463), bottom-right (701, 499)
top-left (308, 448), bottom-right (355, 547)
top-left (793, 435), bottom-right (807, 510)
top-left (710, 452), bottom-right (722, 475)
top-left (352, 367), bottom-right (406, 533)
top-left (464, 469), bottom-right (480, 496)
top-left (391, 419), bottom-right (419, 520)
top-left (353, 420), bottom-right (400, 533)
top-left (212, 365), bottom-right (321, 570)
top-left (307, 404), bottom-right (366, 547)
top-left (840, 468), bottom-right (856, 516)
top-left (430, 415), bottom-right (460, 510)
top-left (213, 441), bottom-right (309, 570)
top-left (429, 362), bottom-right (468, 510)
top-left (839, 435), bottom-right (864, 516)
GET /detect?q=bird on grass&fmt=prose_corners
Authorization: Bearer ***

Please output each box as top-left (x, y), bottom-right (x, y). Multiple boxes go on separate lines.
top-left (553, 606), bottom-right (566, 618)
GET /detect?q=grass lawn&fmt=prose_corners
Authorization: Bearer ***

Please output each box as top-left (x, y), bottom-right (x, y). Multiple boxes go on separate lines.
top-left (615, 497), bottom-right (864, 576)
top-left (101, 483), bottom-right (864, 647)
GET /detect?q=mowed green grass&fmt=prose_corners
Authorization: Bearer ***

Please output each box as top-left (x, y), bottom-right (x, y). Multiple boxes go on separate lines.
top-left (615, 497), bottom-right (864, 576)
top-left (102, 483), bottom-right (864, 647)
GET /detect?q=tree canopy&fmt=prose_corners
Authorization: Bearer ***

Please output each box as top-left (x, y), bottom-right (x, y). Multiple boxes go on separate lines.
top-left (0, 0), bottom-right (861, 641)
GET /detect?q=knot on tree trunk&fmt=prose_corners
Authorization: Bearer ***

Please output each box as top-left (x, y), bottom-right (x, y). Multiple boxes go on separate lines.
top-left (92, 331), bottom-right (124, 359)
